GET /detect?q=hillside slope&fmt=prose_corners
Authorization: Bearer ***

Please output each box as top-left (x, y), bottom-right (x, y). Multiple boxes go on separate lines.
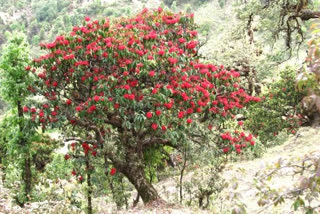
top-left (1, 127), bottom-right (319, 213)
top-left (154, 127), bottom-right (320, 213)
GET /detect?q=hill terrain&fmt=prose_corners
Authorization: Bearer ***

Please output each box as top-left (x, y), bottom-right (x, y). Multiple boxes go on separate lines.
top-left (1, 127), bottom-right (319, 213)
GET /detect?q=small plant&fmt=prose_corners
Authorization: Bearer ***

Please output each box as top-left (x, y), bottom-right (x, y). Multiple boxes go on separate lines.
top-left (254, 153), bottom-right (320, 213)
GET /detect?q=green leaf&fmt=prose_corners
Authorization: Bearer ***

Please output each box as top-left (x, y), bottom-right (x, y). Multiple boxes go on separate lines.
top-left (292, 197), bottom-right (305, 211)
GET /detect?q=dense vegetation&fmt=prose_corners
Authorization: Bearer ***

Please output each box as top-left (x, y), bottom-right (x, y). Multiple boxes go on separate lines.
top-left (0, 0), bottom-right (319, 213)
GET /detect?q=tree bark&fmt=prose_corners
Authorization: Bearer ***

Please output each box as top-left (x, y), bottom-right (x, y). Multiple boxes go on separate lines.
top-left (120, 161), bottom-right (159, 204)
top-left (86, 158), bottom-right (93, 214)
top-left (23, 157), bottom-right (32, 199)
top-left (17, 100), bottom-right (32, 202)
top-left (300, 10), bottom-right (320, 20)
top-left (179, 148), bottom-right (187, 204)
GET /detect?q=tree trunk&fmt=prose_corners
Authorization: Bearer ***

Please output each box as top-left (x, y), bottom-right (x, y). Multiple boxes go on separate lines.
top-left (23, 157), bottom-right (32, 199)
top-left (86, 158), bottom-right (93, 214)
top-left (17, 101), bottom-right (32, 202)
top-left (179, 148), bottom-right (187, 204)
top-left (121, 162), bottom-right (159, 204)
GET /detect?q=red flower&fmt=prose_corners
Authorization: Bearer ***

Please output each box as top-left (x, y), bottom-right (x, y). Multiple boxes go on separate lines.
top-left (155, 110), bottom-right (161, 116)
top-left (52, 81), bottom-right (58, 87)
top-left (149, 70), bottom-right (155, 77)
top-left (43, 103), bottom-right (49, 109)
top-left (146, 112), bottom-right (153, 118)
top-left (93, 95), bottom-right (100, 102)
top-left (186, 118), bottom-right (192, 124)
top-left (186, 108), bottom-right (193, 114)
top-left (76, 106), bottom-right (82, 112)
top-left (64, 154), bottom-right (71, 160)
top-left (238, 121), bottom-right (243, 126)
top-left (71, 170), bottom-right (76, 176)
top-left (161, 125), bottom-right (167, 131)
top-left (85, 16), bottom-right (90, 22)
top-left (245, 134), bottom-right (253, 141)
top-left (110, 167), bottom-right (116, 176)
top-left (88, 105), bottom-right (96, 113)
top-left (158, 49), bottom-right (165, 55)
top-left (39, 110), bottom-right (44, 118)
top-left (123, 85), bottom-right (130, 90)
top-left (118, 45), bottom-right (126, 50)
top-left (223, 147), bottom-right (230, 153)
top-left (66, 99), bottom-right (72, 105)
top-left (102, 52), bottom-right (108, 58)
top-left (51, 111), bottom-right (57, 116)
top-left (23, 106), bottom-right (29, 112)
top-left (152, 88), bottom-right (158, 94)
top-left (178, 111), bottom-right (184, 119)
top-left (124, 93), bottom-right (135, 100)
top-left (148, 31), bottom-right (157, 39)
top-left (168, 57), bottom-right (178, 65)
top-left (178, 37), bottom-right (186, 43)
top-left (151, 123), bottom-right (158, 130)
top-left (186, 41), bottom-right (197, 49)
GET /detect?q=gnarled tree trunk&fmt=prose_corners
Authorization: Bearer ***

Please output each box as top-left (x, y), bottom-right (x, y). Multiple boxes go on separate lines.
top-left (108, 141), bottom-right (161, 204)
top-left (121, 161), bottom-right (159, 204)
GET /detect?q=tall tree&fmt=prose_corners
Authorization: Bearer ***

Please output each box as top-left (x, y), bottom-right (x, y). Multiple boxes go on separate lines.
top-left (238, 0), bottom-right (320, 49)
top-left (27, 9), bottom-right (260, 204)
top-left (0, 32), bottom-right (34, 205)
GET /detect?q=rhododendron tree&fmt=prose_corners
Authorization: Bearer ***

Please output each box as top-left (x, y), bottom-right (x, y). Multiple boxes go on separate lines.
top-left (26, 8), bottom-right (260, 203)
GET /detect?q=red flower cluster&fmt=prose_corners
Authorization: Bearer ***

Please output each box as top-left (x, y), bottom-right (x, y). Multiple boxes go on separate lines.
top-left (220, 131), bottom-right (256, 154)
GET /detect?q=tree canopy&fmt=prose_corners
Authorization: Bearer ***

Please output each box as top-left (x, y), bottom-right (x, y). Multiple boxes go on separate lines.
top-left (25, 8), bottom-right (259, 203)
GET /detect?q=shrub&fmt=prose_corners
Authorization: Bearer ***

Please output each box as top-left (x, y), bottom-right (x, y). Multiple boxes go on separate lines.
top-left (245, 67), bottom-right (305, 145)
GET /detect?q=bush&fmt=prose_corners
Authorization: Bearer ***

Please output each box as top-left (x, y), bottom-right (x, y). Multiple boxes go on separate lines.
top-left (245, 67), bottom-right (306, 146)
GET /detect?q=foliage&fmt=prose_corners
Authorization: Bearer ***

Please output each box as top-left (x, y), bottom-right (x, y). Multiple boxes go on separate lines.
top-left (0, 32), bottom-right (36, 205)
top-left (182, 158), bottom-right (226, 209)
top-left (254, 152), bottom-right (320, 213)
top-left (0, 32), bottom-right (33, 105)
top-left (298, 20), bottom-right (320, 126)
top-left (235, 0), bottom-right (316, 49)
top-left (245, 67), bottom-right (306, 146)
top-left (0, 109), bottom-right (59, 204)
top-left (0, 0), bottom-right (136, 53)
